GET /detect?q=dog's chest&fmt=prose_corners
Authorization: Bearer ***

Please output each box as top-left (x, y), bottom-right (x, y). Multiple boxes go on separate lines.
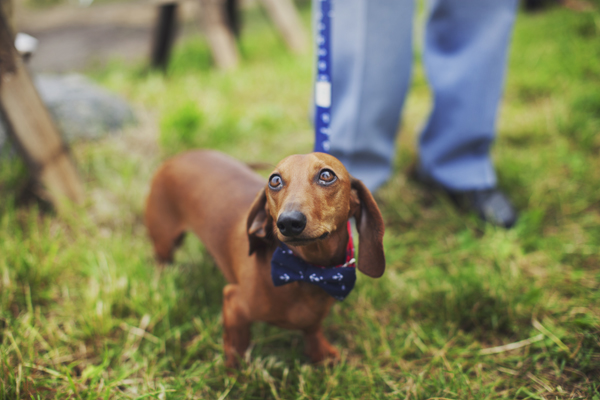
top-left (273, 282), bottom-right (335, 328)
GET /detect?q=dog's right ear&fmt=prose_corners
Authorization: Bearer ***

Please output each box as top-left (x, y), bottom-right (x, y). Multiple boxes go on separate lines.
top-left (247, 187), bottom-right (273, 255)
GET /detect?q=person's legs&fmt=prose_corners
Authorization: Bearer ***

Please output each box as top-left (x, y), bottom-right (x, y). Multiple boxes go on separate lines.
top-left (419, 0), bottom-right (519, 191)
top-left (326, 0), bottom-right (415, 191)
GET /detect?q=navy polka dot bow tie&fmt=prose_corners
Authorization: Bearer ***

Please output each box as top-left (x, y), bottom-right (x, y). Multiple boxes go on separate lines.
top-left (271, 222), bottom-right (356, 301)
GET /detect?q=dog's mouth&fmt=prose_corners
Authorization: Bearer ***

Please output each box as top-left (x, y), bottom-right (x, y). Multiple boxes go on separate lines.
top-left (280, 231), bottom-right (329, 245)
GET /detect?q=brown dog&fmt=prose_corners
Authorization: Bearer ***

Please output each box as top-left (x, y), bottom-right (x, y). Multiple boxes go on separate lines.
top-left (145, 150), bottom-right (385, 367)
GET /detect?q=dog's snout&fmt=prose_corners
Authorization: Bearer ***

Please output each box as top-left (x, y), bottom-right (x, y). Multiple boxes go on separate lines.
top-left (277, 211), bottom-right (307, 237)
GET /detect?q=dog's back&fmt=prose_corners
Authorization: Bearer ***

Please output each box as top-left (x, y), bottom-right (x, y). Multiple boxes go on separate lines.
top-left (145, 150), bottom-right (264, 281)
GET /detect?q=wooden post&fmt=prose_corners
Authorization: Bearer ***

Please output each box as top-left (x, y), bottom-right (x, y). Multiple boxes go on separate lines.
top-left (258, 0), bottom-right (307, 54)
top-left (1, 0), bottom-right (14, 34)
top-left (150, 2), bottom-right (179, 70)
top-left (199, 0), bottom-right (239, 70)
top-left (0, 9), bottom-right (84, 210)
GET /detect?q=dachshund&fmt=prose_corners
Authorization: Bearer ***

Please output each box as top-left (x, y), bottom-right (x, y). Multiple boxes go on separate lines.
top-left (145, 150), bottom-right (385, 367)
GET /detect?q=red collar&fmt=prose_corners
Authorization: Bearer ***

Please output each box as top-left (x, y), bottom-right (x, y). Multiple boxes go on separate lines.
top-left (342, 220), bottom-right (356, 268)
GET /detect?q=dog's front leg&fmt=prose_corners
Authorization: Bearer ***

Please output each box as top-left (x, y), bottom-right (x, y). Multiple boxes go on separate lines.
top-left (222, 284), bottom-right (251, 368)
top-left (303, 326), bottom-right (339, 364)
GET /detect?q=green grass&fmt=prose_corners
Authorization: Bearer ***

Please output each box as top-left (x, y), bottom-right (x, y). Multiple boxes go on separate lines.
top-left (2, 2), bottom-right (600, 399)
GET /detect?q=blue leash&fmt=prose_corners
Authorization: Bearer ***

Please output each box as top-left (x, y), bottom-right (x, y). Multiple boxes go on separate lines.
top-left (314, 0), bottom-right (332, 153)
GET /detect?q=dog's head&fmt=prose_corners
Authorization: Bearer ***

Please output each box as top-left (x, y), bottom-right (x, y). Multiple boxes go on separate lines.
top-left (247, 153), bottom-right (385, 278)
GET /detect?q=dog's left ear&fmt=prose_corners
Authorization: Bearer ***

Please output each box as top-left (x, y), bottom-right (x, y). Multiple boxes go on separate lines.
top-left (350, 177), bottom-right (385, 278)
top-left (247, 187), bottom-right (274, 255)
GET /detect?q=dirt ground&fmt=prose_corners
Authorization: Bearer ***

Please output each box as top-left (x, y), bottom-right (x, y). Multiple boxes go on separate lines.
top-left (14, 1), bottom-right (201, 73)
top-left (26, 24), bottom-right (154, 72)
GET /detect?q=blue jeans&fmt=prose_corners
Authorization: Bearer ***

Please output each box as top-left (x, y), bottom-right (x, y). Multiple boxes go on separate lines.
top-left (319, 0), bottom-right (519, 191)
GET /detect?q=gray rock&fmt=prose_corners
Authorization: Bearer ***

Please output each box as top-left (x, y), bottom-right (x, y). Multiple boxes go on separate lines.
top-left (0, 73), bottom-right (136, 155)
top-left (35, 73), bottom-right (136, 142)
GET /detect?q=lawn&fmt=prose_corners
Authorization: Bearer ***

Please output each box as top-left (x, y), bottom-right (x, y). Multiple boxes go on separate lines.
top-left (1, 2), bottom-right (599, 399)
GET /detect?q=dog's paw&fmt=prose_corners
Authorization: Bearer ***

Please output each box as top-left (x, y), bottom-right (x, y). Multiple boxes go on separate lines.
top-left (306, 341), bottom-right (340, 365)
top-left (319, 347), bottom-right (340, 367)
top-left (224, 352), bottom-right (245, 370)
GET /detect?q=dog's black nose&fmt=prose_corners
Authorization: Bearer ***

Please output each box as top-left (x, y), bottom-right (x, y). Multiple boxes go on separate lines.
top-left (277, 211), bottom-right (307, 237)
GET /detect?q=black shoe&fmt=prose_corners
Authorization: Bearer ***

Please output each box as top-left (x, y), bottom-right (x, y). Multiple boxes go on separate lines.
top-left (448, 189), bottom-right (518, 228)
top-left (412, 165), bottom-right (518, 228)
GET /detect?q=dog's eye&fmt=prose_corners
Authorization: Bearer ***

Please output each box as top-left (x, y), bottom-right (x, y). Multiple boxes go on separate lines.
top-left (269, 174), bottom-right (283, 190)
top-left (318, 169), bottom-right (337, 185)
